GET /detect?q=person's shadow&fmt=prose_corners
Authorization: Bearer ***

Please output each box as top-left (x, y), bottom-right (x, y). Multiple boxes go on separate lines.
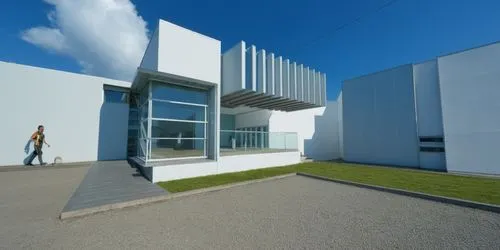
top-left (23, 139), bottom-right (33, 165)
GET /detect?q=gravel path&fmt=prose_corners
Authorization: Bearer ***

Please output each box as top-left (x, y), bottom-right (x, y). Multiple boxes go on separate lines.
top-left (1, 174), bottom-right (499, 249)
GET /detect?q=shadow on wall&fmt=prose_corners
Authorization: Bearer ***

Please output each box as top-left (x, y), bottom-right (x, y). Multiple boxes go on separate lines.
top-left (97, 103), bottom-right (130, 161)
top-left (304, 102), bottom-right (341, 161)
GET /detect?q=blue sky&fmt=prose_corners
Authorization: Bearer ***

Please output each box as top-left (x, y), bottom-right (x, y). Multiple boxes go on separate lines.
top-left (1, 0), bottom-right (499, 100)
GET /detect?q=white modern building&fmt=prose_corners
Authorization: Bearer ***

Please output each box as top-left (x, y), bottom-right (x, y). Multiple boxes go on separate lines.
top-left (1, 19), bottom-right (497, 180)
top-left (0, 19), bottom-right (338, 182)
top-left (341, 41), bottom-right (500, 175)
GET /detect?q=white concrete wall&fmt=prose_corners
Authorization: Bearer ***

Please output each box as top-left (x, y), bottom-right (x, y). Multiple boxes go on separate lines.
top-left (438, 42), bottom-right (500, 175)
top-left (0, 62), bottom-right (130, 166)
top-left (157, 19), bottom-right (221, 85)
top-left (150, 151), bottom-right (300, 182)
top-left (342, 64), bottom-right (420, 167)
top-left (218, 151), bottom-right (300, 174)
top-left (151, 161), bottom-right (218, 183)
top-left (269, 101), bottom-right (340, 160)
top-left (413, 60), bottom-right (446, 171)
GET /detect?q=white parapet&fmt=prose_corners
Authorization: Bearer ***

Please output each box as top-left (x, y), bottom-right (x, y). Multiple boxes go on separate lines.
top-left (150, 151), bottom-right (301, 182)
top-left (136, 19), bottom-right (221, 88)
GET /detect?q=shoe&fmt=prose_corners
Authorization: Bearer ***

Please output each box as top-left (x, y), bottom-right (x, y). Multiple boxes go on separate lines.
top-left (41, 163), bottom-right (47, 166)
top-left (26, 163), bottom-right (34, 166)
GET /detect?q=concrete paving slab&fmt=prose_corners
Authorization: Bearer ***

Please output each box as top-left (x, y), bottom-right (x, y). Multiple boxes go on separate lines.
top-left (61, 161), bottom-right (167, 214)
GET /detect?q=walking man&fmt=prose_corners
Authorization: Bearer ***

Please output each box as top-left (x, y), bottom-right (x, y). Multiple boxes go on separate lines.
top-left (26, 125), bottom-right (50, 166)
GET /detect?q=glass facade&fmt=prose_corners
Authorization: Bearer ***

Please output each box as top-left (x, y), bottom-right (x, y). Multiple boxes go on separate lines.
top-left (104, 89), bottom-right (129, 103)
top-left (127, 93), bottom-right (139, 157)
top-left (219, 125), bottom-right (298, 156)
top-left (137, 81), bottom-right (209, 161)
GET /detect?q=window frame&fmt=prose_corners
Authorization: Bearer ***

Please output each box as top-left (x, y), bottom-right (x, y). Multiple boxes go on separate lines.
top-left (138, 81), bottom-right (209, 162)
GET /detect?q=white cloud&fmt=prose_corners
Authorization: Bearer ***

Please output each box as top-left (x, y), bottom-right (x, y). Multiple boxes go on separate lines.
top-left (21, 0), bottom-right (150, 81)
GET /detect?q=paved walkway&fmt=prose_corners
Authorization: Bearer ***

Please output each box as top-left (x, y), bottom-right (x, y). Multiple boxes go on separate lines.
top-left (1, 175), bottom-right (499, 249)
top-left (0, 162), bottom-right (90, 172)
top-left (62, 161), bottom-right (167, 213)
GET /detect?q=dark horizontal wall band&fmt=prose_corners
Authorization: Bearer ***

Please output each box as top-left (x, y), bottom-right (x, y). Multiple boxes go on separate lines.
top-left (419, 137), bottom-right (444, 143)
top-left (420, 147), bottom-right (445, 152)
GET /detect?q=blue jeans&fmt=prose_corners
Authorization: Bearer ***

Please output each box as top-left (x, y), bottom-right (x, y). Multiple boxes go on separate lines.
top-left (26, 146), bottom-right (43, 165)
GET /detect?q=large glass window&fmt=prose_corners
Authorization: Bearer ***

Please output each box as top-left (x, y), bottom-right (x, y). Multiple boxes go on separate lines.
top-left (137, 81), bottom-right (209, 161)
top-left (150, 139), bottom-right (205, 159)
top-left (152, 100), bottom-right (205, 121)
top-left (104, 85), bottom-right (129, 103)
top-left (151, 120), bottom-right (205, 138)
top-left (152, 82), bottom-right (208, 104)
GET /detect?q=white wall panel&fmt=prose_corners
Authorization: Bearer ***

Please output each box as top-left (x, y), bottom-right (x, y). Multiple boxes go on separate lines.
top-left (297, 65), bottom-right (304, 101)
top-left (218, 152), bottom-right (300, 174)
top-left (282, 59), bottom-right (290, 98)
top-left (152, 161), bottom-right (218, 182)
top-left (245, 45), bottom-right (257, 91)
top-left (266, 53), bottom-right (275, 95)
top-left (0, 62), bottom-right (130, 166)
top-left (274, 57), bottom-right (283, 97)
top-left (256, 50), bottom-right (266, 94)
top-left (290, 62), bottom-right (297, 100)
top-left (438, 42), bottom-right (500, 175)
top-left (157, 20), bottom-right (221, 85)
top-left (343, 64), bottom-right (419, 167)
top-left (304, 67), bottom-right (310, 103)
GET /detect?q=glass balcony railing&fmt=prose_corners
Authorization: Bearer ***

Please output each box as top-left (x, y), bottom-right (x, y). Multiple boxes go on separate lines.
top-left (220, 130), bottom-right (298, 156)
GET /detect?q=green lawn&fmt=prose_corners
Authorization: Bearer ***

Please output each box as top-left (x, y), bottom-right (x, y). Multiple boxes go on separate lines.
top-left (157, 162), bottom-right (500, 205)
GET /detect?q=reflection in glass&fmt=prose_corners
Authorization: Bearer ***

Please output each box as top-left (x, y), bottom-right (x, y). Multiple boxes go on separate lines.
top-left (152, 82), bottom-right (208, 105)
top-left (150, 139), bottom-right (205, 159)
top-left (104, 90), bottom-right (128, 103)
top-left (152, 101), bottom-right (205, 121)
top-left (151, 120), bottom-right (205, 139)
